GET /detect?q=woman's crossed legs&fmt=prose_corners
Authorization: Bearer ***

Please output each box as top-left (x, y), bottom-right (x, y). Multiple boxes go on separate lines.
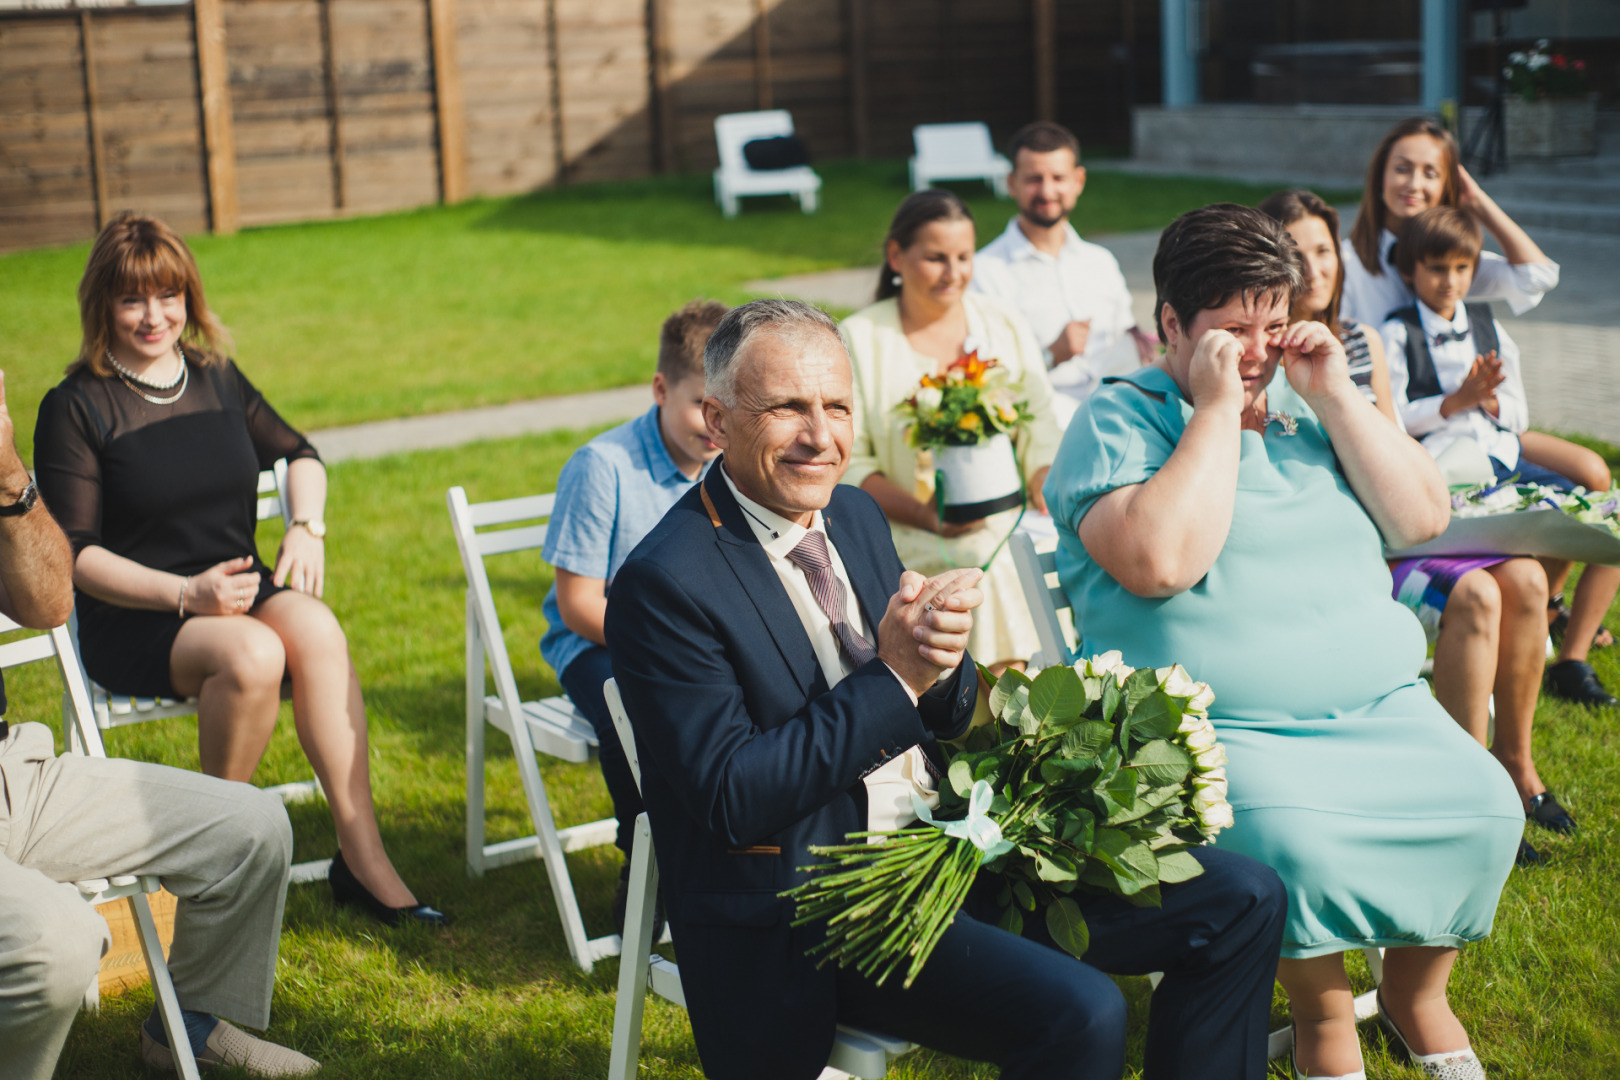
top-left (169, 589), bottom-right (416, 908)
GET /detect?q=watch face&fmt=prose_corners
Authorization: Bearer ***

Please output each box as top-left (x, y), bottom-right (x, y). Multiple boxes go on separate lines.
top-left (0, 480), bottom-right (38, 516)
top-left (303, 519), bottom-right (326, 538)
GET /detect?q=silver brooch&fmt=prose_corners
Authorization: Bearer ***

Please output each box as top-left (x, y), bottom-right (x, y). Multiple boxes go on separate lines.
top-left (1264, 410), bottom-right (1298, 436)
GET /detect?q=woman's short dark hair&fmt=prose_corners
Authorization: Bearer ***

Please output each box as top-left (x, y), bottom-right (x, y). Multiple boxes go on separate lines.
top-left (1258, 189), bottom-right (1344, 331)
top-left (1152, 203), bottom-right (1303, 340)
top-left (875, 189), bottom-right (974, 302)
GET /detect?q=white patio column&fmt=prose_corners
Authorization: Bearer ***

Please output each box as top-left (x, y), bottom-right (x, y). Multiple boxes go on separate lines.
top-left (1161, 0), bottom-right (1199, 108)
top-left (1421, 0), bottom-right (1461, 112)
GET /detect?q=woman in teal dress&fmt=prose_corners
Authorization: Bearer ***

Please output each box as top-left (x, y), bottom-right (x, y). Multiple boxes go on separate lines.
top-left (1044, 205), bottom-right (1521, 1080)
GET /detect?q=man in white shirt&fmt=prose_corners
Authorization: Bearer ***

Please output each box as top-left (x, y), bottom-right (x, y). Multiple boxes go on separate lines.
top-left (605, 298), bottom-right (1287, 1080)
top-left (972, 122), bottom-right (1156, 405)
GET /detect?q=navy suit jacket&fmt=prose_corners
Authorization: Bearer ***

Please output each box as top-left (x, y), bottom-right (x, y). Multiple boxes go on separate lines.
top-left (604, 465), bottom-right (979, 1080)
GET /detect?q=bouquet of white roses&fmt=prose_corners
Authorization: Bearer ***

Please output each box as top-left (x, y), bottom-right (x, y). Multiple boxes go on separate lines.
top-left (782, 653), bottom-right (1232, 989)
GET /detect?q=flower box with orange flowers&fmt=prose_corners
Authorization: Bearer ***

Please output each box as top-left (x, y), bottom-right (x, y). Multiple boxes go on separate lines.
top-left (894, 352), bottom-right (1034, 523)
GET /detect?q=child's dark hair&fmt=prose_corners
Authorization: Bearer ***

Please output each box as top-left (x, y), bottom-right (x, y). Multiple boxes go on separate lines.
top-left (658, 299), bottom-right (729, 383)
top-left (1152, 203), bottom-right (1303, 340)
top-left (1392, 207), bottom-right (1482, 280)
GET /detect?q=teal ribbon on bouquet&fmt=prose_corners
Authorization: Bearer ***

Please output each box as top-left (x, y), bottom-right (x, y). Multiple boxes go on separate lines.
top-left (911, 779), bottom-right (1015, 864)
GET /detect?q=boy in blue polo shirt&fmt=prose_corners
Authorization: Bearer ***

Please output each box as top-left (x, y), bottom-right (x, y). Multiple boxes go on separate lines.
top-left (541, 299), bottom-right (726, 928)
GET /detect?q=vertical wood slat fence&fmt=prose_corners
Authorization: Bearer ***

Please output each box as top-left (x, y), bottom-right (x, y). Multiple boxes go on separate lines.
top-left (0, 0), bottom-right (1160, 253)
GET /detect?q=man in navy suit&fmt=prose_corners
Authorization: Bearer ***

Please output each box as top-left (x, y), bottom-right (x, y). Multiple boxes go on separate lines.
top-left (605, 299), bottom-right (1286, 1080)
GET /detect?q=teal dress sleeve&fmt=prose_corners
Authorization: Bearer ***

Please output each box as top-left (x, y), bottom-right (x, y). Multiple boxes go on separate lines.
top-left (1043, 367), bottom-right (1187, 535)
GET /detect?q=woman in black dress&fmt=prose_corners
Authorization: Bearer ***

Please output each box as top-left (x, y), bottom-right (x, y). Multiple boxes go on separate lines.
top-left (34, 212), bottom-right (445, 927)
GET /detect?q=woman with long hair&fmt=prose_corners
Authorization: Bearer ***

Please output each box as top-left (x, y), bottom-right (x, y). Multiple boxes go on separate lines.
top-left (838, 190), bottom-right (1062, 670)
top-left (34, 212), bottom-right (446, 928)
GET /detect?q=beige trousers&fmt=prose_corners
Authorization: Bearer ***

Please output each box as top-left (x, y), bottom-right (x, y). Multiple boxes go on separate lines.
top-left (0, 722), bottom-right (292, 1080)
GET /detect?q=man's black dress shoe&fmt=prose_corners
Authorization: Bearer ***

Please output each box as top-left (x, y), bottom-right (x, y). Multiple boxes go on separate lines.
top-left (612, 860), bottom-right (666, 943)
top-left (329, 850), bottom-right (450, 928)
top-left (1515, 838), bottom-right (1544, 867)
top-left (1545, 659), bottom-right (1619, 706)
top-left (1526, 790), bottom-right (1577, 834)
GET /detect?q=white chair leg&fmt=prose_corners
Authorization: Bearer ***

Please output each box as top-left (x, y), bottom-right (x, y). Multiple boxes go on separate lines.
top-left (800, 189), bottom-right (818, 214)
top-left (132, 893), bottom-right (202, 1080)
top-left (465, 594), bottom-right (488, 878)
top-left (608, 814), bottom-right (659, 1080)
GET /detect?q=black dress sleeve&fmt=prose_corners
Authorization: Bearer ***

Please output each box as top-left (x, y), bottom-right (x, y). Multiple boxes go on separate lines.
top-left (32, 382), bottom-right (107, 556)
top-left (229, 361), bottom-right (320, 470)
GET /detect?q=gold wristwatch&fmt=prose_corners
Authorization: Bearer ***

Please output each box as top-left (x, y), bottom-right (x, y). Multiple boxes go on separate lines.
top-left (291, 518), bottom-right (327, 539)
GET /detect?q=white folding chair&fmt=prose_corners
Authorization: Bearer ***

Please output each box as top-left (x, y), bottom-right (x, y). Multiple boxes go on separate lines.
top-left (446, 486), bottom-right (620, 973)
top-left (909, 122), bottom-right (1012, 196)
top-left (712, 110), bottom-right (822, 219)
top-left (1, 616), bottom-right (202, 1080)
top-left (602, 678), bottom-right (916, 1080)
top-left (61, 460), bottom-right (327, 884)
top-left (1009, 534), bottom-right (1385, 1059)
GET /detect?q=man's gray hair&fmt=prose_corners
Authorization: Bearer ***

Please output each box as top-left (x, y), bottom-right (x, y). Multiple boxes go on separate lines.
top-left (704, 298), bottom-right (841, 407)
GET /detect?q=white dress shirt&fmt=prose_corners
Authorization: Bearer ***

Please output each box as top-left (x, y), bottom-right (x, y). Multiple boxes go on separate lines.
top-left (719, 468), bottom-right (939, 834)
top-left (971, 216), bottom-right (1138, 401)
top-left (1339, 229), bottom-right (1560, 327)
top-left (1381, 299), bottom-right (1527, 468)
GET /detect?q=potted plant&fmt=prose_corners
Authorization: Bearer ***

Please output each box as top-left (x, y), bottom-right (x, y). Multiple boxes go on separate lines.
top-left (894, 352), bottom-right (1033, 523)
top-left (1502, 40), bottom-right (1596, 159)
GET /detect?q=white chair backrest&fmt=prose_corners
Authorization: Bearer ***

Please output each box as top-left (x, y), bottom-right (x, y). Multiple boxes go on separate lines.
top-left (602, 678), bottom-right (641, 794)
top-left (256, 459), bottom-right (292, 526)
top-left (714, 109), bottom-right (795, 172)
top-left (446, 487), bottom-right (556, 710)
top-left (913, 122), bottom-right (998, 169)
top-left (1009, 533), bottom-right (1073, 672)
top-left (0, 615), bottom-right (106, 757)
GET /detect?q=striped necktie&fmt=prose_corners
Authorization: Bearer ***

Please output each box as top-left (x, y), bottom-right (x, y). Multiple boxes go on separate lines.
top-left (784, 530), bottom-right (878, 668)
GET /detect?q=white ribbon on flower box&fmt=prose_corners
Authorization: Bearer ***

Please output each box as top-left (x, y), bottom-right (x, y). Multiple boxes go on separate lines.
top-left (934, 432), bottom-right (1023, 524)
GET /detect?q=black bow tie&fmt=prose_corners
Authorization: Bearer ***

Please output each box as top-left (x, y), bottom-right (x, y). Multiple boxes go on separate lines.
top-left (1432, 327), bottom-right (1470, 346)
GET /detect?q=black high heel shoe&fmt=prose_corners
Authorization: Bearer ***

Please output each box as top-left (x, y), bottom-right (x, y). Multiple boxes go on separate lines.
top-left (328, 850), bottom-right (450, 928)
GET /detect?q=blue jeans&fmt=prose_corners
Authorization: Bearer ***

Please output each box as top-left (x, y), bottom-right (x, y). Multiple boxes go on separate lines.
top-left (557, 645), bottom-right (644, 855)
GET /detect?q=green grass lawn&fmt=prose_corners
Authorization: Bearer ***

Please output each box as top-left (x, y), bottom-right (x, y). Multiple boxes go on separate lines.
top-left (1, 161), bottom-right (1354, 462)
top-left (0, 428), bottom-right (1605, 1079)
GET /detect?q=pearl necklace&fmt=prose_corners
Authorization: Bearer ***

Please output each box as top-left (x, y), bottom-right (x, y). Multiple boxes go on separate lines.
top-left (108, 345), bottom-right (189, 406)
top-left (107, 344), bottom-right (185, 389)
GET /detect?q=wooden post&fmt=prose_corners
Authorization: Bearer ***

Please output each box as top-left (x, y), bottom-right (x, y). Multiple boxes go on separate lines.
top-left (428, 0), bottom-right (467, 202)
top-left (752, 0), bottom-right (772, 111)
top-left (192, 0), bottom-right (239, 233)
top-left (319, 0), bottom-right (347, 210)
top-left (78, 10), bottom-right (110, 229)
top-left (1032, 0), bottom-right (1056, 122)
top-left (646, 0), bottom-right (674, 173)
top-left (545, 0), bottom-right (566, 183)
top-left (846, 0), bottom-right (868, 157)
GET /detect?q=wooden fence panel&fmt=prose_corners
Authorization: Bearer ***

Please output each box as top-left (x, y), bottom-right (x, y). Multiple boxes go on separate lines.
top-left (0, 17), bottom-right (97, 251)
top-left (456, 0), bottom-right (557, 194)
top-left (88, 9), bottom-right (210, 233)
top-left (226, 0), bottom-right (339, 225)
top-left (552, 0), bottom-right (652, 183)
top-left (328, 0), bottom-right (439, 212)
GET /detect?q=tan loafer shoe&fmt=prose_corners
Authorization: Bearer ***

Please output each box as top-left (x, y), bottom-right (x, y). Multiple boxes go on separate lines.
top-left (141, 1020), bottom-right (321, 1076)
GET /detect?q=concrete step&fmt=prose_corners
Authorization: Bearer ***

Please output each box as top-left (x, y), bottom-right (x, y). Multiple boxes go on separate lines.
top-left (1492, 196), bottom-right (1620, 235)
top-left (1481, 153), bottom-right (1620, 182)
top-left (1477, 171), bottom-right (1620, 204)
